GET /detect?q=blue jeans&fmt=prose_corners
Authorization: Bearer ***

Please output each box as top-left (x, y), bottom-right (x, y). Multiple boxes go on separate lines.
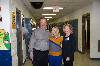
top-left (49, 55), bottom-right (62, 66)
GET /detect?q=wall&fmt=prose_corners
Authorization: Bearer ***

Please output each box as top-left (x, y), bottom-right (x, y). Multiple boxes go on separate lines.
top-left (54, 1), bottom-right (100, 58)
top-left (90, 0), bottom-right (100, 58)
top-left (9, 0), bottom-right (34, 65)
top-left (10, 0), bottom-right (31, 18)
top-left (53, 5), bottom-right (92, 52)
top-left (0, 0), bottom-right (11, 33)
top-left (0, 0), bottom-right (35, 66)
top-left (0, 0), bottom-right (35, 32)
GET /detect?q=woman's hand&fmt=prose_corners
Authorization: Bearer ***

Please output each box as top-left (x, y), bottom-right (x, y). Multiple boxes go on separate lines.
top-left (66, 57), bottom-right (70, 61)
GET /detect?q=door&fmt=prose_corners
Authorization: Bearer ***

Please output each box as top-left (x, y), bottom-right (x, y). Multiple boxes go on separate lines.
top-left (82, 13), bottom-right (90, 53)
top-left (24, 18), bottom-right (32, 57)
top-left (16, 8), bottom-right (23, 66)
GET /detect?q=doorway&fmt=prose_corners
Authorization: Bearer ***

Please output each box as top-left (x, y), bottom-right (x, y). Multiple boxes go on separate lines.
top-left (82, 13), bottom-right (90, 53)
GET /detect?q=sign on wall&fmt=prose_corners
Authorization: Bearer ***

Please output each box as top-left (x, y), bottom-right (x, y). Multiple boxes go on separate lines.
top-left (12, 12), bottom-right (16, 29)
top-left (0, 28), bottom-right (11, 50)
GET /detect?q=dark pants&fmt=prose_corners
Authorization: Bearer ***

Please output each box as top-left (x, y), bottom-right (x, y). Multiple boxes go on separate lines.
top-left (33, 48), bottom-right (48, 66)
top-left (63, 57), bottom-right (73, 66)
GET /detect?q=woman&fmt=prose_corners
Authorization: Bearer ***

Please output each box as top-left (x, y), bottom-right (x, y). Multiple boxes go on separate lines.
top-left (62, 24), bottom-right (76, 66)
top-left (49, 26), bottom-right (63, 66)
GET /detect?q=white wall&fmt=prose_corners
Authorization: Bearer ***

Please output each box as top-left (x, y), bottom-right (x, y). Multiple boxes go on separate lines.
top-left (10, 0), bottom-right (36, 23)
top-left (0, 0), bottom-right (11, 33)
top-left (90, 0), bottom-right (100, 58)
top-left (9, 0), bottom-right (34, 65)
top-left (53, 5), bottom-right (92, 52)
top-left (10, 0), bottom-right (31, 18)
top-left (0, 0), bottom-right (35, 31)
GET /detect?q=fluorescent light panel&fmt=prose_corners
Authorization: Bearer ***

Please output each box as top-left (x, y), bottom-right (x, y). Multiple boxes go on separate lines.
top-left (47, 19), bottom-right (49, 20)
top-left (42, 14), bottom-right (56, 15)
top-left (45, 17), bottom-right (52, 18)
top-left (43, 7), bottom-right (53, 9)
top-left (43, 7), bottom-right (63, 10)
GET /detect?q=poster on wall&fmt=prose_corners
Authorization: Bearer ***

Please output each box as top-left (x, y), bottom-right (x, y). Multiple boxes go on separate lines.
top-left (0, 28), bottom-right (11, 50)
top-left (10, 30), bottom-right (17, 56)
top-left (12, 12), bottom-right (16, 29)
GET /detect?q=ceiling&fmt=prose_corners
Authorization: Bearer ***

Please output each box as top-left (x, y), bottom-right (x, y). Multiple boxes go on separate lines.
top-left (21, 0), bottom-right (93, 22)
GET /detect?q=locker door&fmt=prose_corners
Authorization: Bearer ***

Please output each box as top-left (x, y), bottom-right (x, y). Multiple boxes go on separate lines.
top-left (16, 8), bottom-right (23, 66)
top-left (70, 19), bottom-right (78, 51)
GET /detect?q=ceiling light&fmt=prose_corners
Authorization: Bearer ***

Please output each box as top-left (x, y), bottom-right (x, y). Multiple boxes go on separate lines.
top-left (47, 19), bottom-right (49, 20)
top-left (59, 8), bottom-right (63, 9)
top-left (42, 14), bottom-right (56, 15)
top-left (29, 0), bottom-right (44, 2)
top-left (43, 7), bottom-right (63, 10)
top-left (45, 17), bottom-right (52, 18)
top-left (43, 7), bottom-right (53, 9)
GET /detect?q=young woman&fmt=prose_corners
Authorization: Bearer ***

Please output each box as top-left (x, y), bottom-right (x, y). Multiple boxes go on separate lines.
top-left (62, 24), bottom-right (76, 66)
top-left (49, 26), bottom-right (63, 66)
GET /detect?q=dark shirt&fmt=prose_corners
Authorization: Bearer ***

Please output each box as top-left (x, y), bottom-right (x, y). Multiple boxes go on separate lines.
top-left (62, 34), bottom-right (76, 61)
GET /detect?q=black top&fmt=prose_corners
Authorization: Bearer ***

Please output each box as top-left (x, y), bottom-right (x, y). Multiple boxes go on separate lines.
top-left (62, 34), bottom-right (76, 61)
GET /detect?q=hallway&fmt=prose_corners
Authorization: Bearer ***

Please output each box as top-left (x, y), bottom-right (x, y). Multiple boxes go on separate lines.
top-left (24, 52), bottom-right (100, 66)
top-left (1, 0), bottom-right (100, 66)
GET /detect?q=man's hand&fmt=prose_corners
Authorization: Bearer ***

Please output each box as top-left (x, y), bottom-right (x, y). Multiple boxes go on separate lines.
top-left (30, 52), bottom-right (33, 61)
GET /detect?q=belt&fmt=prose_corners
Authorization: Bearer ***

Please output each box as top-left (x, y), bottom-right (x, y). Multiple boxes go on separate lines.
top-left (49, 51), bottom-right (62, 56)
top-left (33, 48), bottom-right (48, 52)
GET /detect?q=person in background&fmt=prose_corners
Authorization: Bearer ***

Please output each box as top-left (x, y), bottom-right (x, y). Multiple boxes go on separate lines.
top-left (29, 18), bottom-right (50, 66)
top-left (62, 24), bottom-right (76, 66)
top-left (49, 26), bottom-right (63, 66)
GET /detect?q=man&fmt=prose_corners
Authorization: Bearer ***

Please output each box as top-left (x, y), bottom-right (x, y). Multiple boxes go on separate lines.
top-left (29, 18), bottom-right (49, 66)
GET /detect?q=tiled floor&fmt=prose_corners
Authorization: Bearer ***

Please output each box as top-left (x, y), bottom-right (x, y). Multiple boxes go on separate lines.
top-left (24, 59), bottom-right (32, 66)
top-left (24, 52), bottom-right (100, 66)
